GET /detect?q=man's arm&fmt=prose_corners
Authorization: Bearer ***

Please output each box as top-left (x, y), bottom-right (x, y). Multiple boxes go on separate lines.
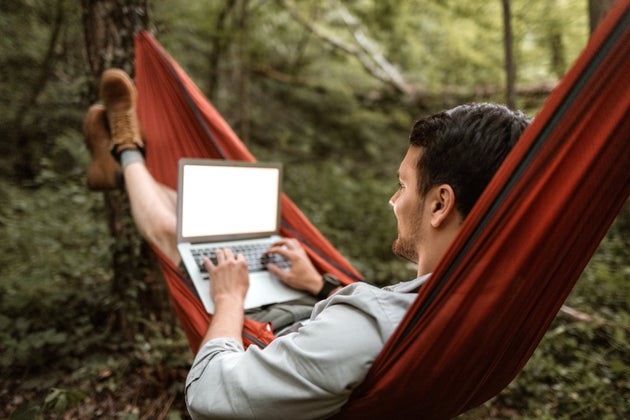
top-left (200, 248), bottom-right (248, 347)
top-left (199, 237), bottom-right (338, 348)
top-left (186, 290), bottom-right (388, 419)
top-left (186, 244), bottom-right (415, 419)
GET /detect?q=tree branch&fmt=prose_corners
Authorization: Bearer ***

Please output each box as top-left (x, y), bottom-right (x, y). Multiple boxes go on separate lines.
top-left (12, 0), bottom-right (64, 132)
top-left (208, 0), bottom-right (238, 98)
top-left (333, 0), bottom-right (411, 95)
top-left (559, 304), bottom-right (594, 322)
top-left (278, 0), bottom-right (412, 95)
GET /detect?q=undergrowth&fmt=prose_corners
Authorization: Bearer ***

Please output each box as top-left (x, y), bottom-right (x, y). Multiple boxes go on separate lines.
top-left (0, 151), bottom-right (191, 418)
top-left (0, 143), bottom-right (627, 418)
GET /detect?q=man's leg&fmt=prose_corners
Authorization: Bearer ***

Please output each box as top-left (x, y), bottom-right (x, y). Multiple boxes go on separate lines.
top-left (83, 69), bottom-right (181, 267)
top-left (85, 69), bottom-right (315, 333)
top-left (122, 154), bottom-right (180, 265)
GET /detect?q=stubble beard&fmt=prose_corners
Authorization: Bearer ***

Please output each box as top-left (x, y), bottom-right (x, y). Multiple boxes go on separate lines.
top-left (392, 209), bottom-right (424, 264)
top-left (392, 237), bottom-right (417, 264)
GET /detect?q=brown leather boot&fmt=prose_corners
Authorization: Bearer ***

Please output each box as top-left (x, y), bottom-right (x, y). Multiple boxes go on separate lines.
top-left (99, 68), bottom-right (144, 159)
top-left (83, 104), bottom-right (123, 190)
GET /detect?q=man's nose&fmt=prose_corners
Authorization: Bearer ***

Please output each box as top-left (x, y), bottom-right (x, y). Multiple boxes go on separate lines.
top-left (389, 192), bottom-right (398, 208)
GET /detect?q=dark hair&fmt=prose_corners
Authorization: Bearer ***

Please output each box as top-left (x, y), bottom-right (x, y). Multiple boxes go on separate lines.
top-left (409, 103), bottom-right (530, 217)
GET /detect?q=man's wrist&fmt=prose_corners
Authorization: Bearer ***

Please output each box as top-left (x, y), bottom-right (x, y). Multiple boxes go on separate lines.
top-left (213, 293), bottom-right (245, 307)
top-left (315, 273), bottom-right (341, 300)
top-left (202, 295), bottom-right (245, 347)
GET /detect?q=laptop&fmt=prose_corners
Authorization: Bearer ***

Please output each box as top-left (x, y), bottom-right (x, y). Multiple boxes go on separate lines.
top-left (176, 158), bottom-right (308, 313)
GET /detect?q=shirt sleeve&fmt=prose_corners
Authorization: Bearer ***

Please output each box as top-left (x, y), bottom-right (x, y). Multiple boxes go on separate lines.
top-left (185, 301), bottom-right (385, 420)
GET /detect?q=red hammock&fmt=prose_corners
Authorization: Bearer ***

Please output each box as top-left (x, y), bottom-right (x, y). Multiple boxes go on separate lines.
top-left (134, 33), bottom-right (362, 352)
top-left (341, 1), bottom-right (630, 417)
top-left (135, 0), bottom-right (629, 416)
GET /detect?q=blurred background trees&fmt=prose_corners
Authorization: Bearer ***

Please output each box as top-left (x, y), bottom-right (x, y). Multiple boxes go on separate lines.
top-left (1, 0), bottom-right (626, 418)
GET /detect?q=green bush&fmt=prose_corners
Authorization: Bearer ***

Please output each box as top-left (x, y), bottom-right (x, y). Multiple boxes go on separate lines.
top-left (0, 151), bottom-right (114, 372)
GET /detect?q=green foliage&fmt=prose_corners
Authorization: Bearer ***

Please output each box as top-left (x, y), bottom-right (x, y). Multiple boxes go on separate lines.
top-left (283, 160), bottom-right (416, 286)
top-left (0, 0), bottom-right (86, 168)
top-left (0, 138), bottom-right (112, 372)
top-left (1, 0), bottom-right (625, 417)
top-left (44, 388), bottom-right (89, 415)
top-left (0, 129), bottom-right (190, 417)
top-left (499, 320), bottom-right (629, 418)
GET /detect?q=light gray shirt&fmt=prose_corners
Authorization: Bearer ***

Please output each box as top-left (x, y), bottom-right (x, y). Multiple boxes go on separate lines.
top-left (185, 274), bottom-right (429, 420)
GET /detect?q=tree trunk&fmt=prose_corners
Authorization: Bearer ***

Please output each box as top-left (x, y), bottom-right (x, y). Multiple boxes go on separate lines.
top-left (207, 0), bottom-right (238, 100)
top-left (588, 0), bottom-right (617, 34)
top-left (237, 0), bottom-right (251, 144)
top-left (502, 0), bottom-right (516, 109)
top-left (81, 0), bottom-right (174, 339)
top-left (11, 0), bottom-right (65, 180)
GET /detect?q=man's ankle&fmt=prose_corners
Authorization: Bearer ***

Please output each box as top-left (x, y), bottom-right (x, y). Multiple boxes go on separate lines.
top-left (120, 149), bottom-right (145, 171)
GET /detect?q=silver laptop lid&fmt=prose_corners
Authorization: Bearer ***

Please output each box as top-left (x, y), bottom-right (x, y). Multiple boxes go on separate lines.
top-left (177, 159), bottom-right (283, 244)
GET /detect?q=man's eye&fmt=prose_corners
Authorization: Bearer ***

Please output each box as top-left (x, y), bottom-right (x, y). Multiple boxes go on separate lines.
top-left (397, 181), bottom-right (404, 190)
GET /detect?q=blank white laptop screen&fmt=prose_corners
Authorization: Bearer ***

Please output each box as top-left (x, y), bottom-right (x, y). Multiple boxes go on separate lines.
top-left (176, 159), bottom-right (308, 313)
top-left (180, 163), bottom-right (281, 242)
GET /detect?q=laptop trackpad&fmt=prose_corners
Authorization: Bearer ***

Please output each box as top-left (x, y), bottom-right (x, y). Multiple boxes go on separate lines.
top-left (243, 272), bottom-right (309, 310)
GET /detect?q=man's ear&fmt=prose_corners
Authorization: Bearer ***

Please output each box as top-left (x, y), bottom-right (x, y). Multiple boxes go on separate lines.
top-left (430, 184), bottom-right (457, 228)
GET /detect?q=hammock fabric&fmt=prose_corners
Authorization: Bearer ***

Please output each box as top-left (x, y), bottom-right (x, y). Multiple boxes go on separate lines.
top-left (134, 33), bottom-right (363, 353)
top-left (134, 0), bottom-right (629, 416)
top-left (339, 1), bottom-right (630, 418)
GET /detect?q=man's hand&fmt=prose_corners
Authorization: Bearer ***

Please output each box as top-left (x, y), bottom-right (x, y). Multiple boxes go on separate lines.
top-left (200, 248), bottom-right (249, 347)
top-left (203, 248), bottom-right (249, 305)
top-left (264, 238), bottom-right (323, 296)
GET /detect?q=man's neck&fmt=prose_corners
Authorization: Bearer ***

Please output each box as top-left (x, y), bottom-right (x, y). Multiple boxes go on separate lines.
top-left (416, 224), bottom-right (462, 278)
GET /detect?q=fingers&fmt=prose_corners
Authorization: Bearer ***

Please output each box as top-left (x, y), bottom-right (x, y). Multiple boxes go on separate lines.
top-left (202, 248), bottom-right (244, 271)
top-left (266, 238), bottom-right (302, 260)
top-left (203, 248), bottom-right (250, 304)
top-left (265, 246), bottom-right (291, 261)
top-left (202, 256), bottom-right (215, 272)
top-left (269, 238), bottom-right (300, 251)
top-left (266, 262), bottom-right (284, 278)
top-left (217, 248), bottom-right (234, 262)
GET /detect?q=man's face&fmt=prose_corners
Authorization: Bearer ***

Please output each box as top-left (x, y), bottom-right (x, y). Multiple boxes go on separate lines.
top-left (390, 147), bottom-right (428, 263)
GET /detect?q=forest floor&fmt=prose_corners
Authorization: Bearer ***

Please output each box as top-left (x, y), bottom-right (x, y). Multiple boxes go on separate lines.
top-left (1, 349), bottom-right (191, 419)
top-left (0, 358), bottom-right (517, 420)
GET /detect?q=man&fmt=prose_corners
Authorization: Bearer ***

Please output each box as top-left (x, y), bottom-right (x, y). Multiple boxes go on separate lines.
top-left (84, 69), bottom-right (530, 419)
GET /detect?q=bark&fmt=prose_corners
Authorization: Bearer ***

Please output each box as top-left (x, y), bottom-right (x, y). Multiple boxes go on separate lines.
top-left (81, 0), bottom-right (174, 338)
top-left (207, 0), bottom-right (238, 99)
top-left (502, 0), bottom-right (516, 109)
top-left (588, 0), bottom-right (617, 34)
top-left (237, 0), bottom-right (251, 144)
top-left (11, 0), bottom-right (64, 180)
top-left (81, 0), bottom-right (149, 98)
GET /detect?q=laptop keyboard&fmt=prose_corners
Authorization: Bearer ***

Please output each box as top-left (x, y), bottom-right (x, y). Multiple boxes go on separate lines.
top-left (192, 242), bottom-right (291, 274)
